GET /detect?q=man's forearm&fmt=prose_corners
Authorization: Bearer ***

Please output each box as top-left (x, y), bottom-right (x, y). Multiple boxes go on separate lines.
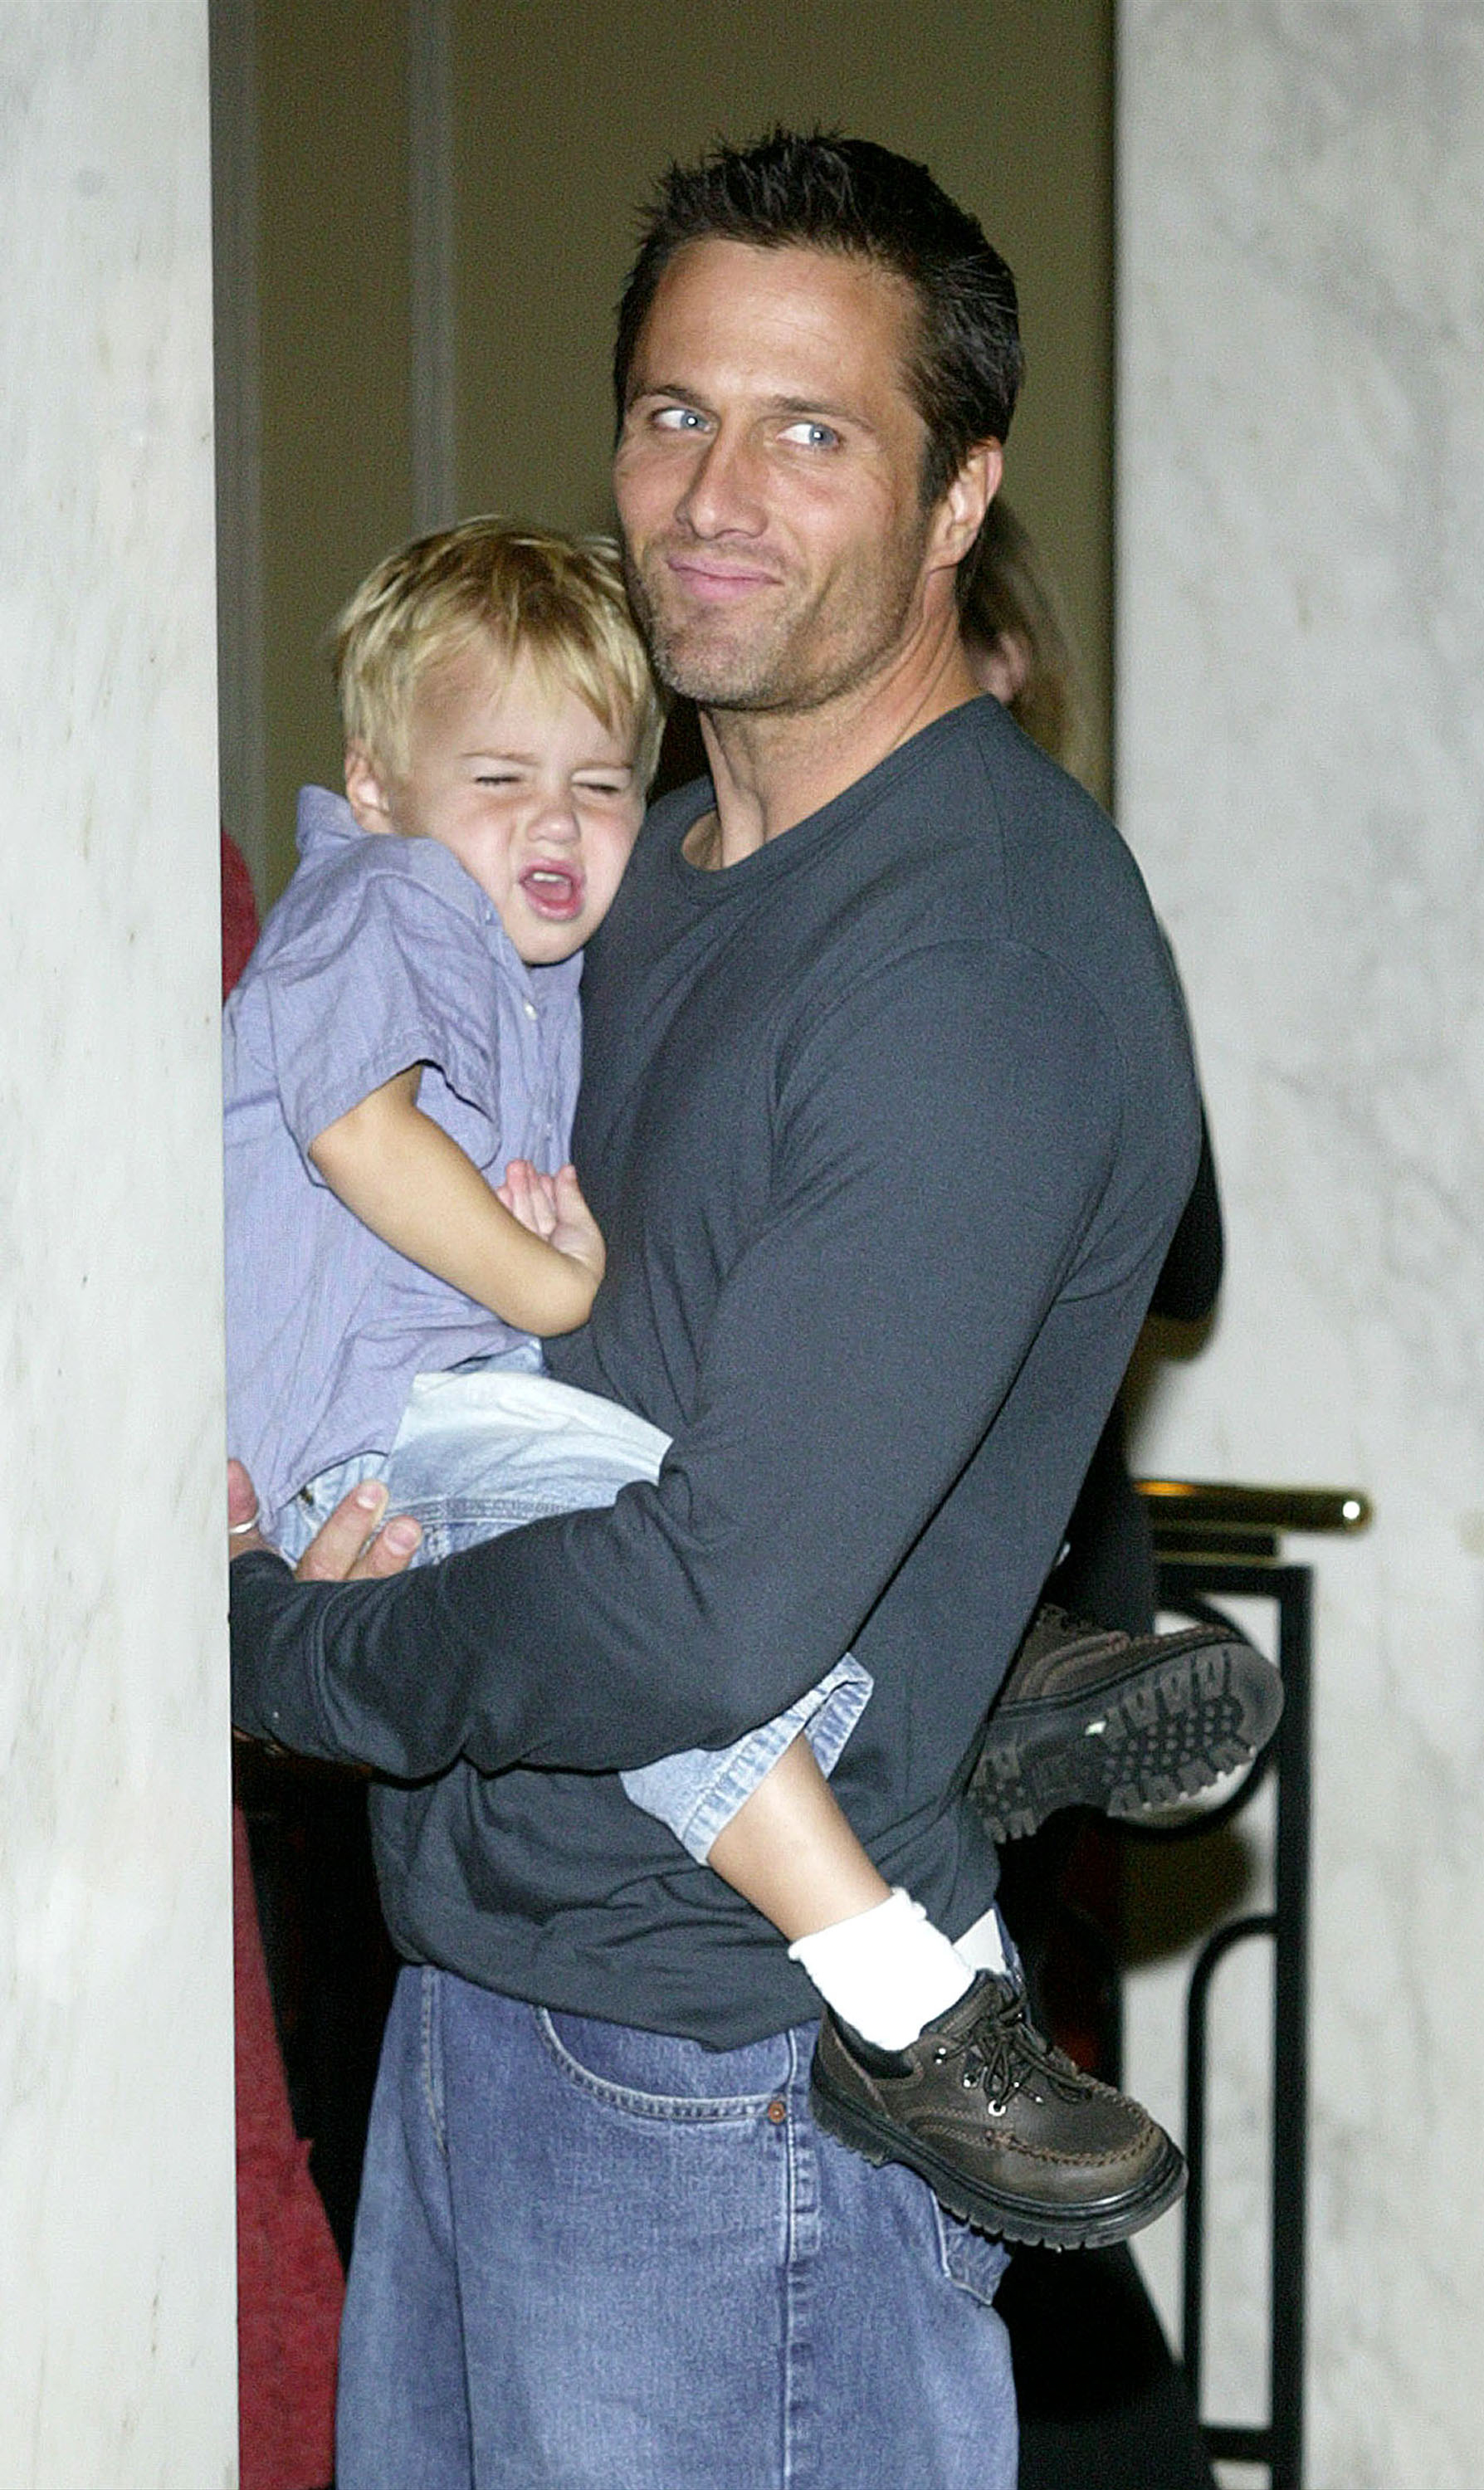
top-left (232, 1550), bottom-right (482, 1776)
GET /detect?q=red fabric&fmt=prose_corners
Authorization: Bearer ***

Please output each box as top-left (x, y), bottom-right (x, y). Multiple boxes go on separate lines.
top-left (222, 828), bottom-right (261, 1002)
top-left (225, 832), bottom-right (343, 2489)
top-left (234, 1808), bottom-right (342, 2490)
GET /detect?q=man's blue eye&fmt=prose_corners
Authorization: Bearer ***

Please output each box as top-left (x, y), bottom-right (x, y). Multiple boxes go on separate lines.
top-left (782, 420), bottom-right (838, 449)
top-left (655, 407), bottom-right (705, 432)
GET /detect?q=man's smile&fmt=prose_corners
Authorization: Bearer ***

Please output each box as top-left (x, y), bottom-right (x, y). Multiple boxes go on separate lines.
top-left (663, 551), bottom-right (783, 601)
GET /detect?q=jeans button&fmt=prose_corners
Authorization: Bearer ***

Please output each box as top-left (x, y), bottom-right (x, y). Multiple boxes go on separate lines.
top-left (766, 2097), bottom-right (788, 2126)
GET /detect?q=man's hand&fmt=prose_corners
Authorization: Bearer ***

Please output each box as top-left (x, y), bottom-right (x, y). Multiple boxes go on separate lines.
top-left (227, 1457), bottom-right (422, 1580)
top-left (497, 1160), bottom-right (605, 1294)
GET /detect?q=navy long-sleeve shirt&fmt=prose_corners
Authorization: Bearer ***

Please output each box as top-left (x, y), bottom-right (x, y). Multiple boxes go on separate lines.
top-left (232, 696), bottom-right (1199, 2046)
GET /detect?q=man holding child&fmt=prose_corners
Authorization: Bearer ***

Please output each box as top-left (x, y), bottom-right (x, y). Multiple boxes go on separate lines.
top-left (231, 131), bottom-right (1216, 2489)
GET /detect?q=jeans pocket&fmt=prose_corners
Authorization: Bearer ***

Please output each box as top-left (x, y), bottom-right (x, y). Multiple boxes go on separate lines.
top-left (535, 2006), bottom-right (791, 2123)
top-left (931, 2198), bottom-right (1012, 2307)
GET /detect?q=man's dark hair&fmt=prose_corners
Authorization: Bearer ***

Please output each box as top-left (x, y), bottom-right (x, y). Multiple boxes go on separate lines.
top-left (613, 129), bottom-right (1023, 510)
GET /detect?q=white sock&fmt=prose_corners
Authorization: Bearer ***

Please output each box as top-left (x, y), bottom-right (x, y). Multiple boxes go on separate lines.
top-left (787, 1887), bottom-right (976, 2050)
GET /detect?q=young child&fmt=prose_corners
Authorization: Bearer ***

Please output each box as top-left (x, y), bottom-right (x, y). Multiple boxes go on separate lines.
top-left (225, 516), bottom-right (1184, 2249)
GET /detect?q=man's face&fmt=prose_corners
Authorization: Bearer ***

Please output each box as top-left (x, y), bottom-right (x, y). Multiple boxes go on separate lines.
top-left (613, 240), bottom-right (949, 715)
top-left (345, 643), bottom-right (644, 965)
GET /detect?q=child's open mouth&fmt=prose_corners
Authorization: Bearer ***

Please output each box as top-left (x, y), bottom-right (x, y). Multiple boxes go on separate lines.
top-left (520, 862), bottom-right (584, 920)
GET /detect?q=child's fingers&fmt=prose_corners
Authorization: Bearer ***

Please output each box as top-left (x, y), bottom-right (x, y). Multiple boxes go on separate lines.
top-left (552, 1164), bottom-right (603, 1246)
top-left (553, 1163), bottom-right (591, 1216)
top-left (504, 1158), bottom-right (560, 1238)
top-left (498, 1158), bottom-right (530, 1218)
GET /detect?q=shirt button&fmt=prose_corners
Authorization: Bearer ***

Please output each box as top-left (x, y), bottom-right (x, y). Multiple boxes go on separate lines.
top-left (523, 999), bottom-right (538, 1021)
top-left (766, 2097), bottom-right (788, 2126)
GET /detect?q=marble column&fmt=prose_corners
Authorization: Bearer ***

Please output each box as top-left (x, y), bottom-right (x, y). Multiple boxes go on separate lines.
top-left (1117, 7), bottom-right (1484, 2485)
top-left (0, 7), bottom-right (237, 2481)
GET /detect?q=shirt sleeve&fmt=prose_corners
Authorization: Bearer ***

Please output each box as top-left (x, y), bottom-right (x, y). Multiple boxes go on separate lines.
top-left (231, 940), bottom-right (1134, 1779)
top-left (1149, 1106), bottom-right (1223, 1321)
top-left (261, 860), bottom-right (497, 1161)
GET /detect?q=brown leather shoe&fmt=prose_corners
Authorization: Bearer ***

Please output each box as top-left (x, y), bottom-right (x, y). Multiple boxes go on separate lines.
top-left (811, 1971), bottom-right (1186, 2249)
top-left (972, 1603), bottom-right (1283, 1842)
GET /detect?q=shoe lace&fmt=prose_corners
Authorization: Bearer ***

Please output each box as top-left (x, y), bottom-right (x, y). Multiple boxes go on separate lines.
top-left (945, 1985), bottom-right (1092, 2111)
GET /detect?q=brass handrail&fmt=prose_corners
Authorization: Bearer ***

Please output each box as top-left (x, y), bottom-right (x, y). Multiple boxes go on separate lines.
top-left (1135, 1479), bottom-right (1371, 1534)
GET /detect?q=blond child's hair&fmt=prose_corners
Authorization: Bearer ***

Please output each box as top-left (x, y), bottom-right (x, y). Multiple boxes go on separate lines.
top-left (333, 516), bottom-right (666, 788)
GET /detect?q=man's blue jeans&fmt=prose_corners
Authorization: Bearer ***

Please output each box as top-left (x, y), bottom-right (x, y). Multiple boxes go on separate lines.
top-left (338, 1966), bottom-right (1017, 2489)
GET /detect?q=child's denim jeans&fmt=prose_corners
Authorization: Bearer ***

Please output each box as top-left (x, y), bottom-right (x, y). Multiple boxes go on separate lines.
top-left (278, 1354), bottom-right (873, 1865)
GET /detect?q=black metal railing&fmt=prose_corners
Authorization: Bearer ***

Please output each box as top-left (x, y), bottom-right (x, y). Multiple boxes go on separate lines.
top-left (1131, 1478), bottom-right (1369, 2490)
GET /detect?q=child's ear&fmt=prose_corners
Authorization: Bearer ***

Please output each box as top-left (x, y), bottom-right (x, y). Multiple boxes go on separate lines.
top-left (344, 742), bottom-right (398, 835)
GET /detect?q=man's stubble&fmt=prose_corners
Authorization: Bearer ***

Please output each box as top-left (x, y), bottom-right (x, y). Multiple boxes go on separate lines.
top-left (622, 513), bottom-right (936, 720)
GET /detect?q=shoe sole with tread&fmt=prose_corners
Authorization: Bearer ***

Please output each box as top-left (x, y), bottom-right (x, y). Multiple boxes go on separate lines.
top-left (972, 1629), bottom-right (1283, 1844)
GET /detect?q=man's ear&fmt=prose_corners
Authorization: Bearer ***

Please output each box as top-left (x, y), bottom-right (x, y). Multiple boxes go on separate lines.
top-left (344, 742), bottom-right (398, 835)
top-left (928, 439), bottom-right (1003, 575)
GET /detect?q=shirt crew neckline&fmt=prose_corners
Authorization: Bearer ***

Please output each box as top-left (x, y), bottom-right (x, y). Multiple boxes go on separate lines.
top-left (662, 696), bottom-right (993, 901)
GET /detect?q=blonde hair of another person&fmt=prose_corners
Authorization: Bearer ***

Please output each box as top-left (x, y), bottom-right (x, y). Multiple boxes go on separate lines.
top-left (959, 498), bottom-right (1086, 780)
top-left (333, 516), bottom-right (666, 790)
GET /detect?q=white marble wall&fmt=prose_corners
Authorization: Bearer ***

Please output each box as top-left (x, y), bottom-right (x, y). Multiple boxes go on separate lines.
top-left (0, 7), bottom-right (237, 2483)
top-left (1117, 7), bottom-right (1484, 2485)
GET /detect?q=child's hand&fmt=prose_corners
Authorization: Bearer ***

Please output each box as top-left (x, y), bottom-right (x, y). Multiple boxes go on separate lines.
top-left (496, 1158), bottom-right (559, 1240)
top-left (498, 1160), bottom-right (606, 1292)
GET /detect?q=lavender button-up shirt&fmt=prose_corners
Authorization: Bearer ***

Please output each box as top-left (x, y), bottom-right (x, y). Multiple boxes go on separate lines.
top-left (223, 786), bottom-right (583, 1540)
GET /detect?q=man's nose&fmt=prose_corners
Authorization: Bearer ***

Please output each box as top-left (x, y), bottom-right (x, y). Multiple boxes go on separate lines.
top-left (676, 427), bottom-right (765, 538)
